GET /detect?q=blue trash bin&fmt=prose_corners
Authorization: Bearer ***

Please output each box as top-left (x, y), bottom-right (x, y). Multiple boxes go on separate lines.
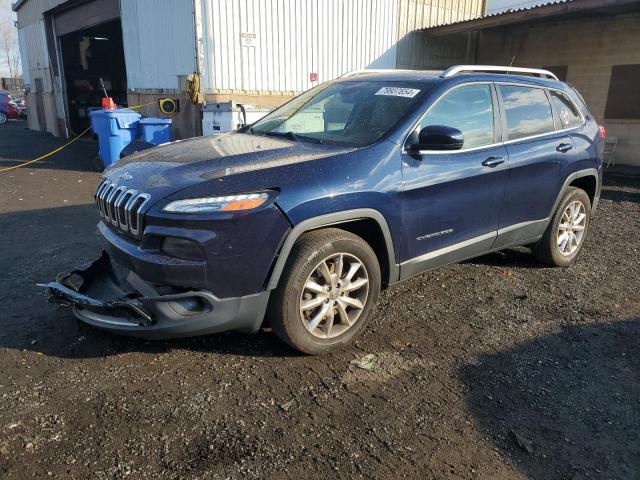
top-left (138, 117), bottom-right (173, 145)
top-left (90, 109), bottom-right (142, 168)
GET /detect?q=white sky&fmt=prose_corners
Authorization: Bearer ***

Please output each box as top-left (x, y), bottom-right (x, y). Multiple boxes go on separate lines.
top-left (0, 0), bottom-right (18, 77)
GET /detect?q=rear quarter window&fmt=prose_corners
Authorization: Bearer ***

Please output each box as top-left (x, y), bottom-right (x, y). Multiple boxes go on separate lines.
top-left (549, 90), bottom-right (583, 129)
top-left (498, 85), bottom-right (555, 141)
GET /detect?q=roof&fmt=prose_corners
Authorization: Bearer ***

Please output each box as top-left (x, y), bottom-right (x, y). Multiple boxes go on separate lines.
top-left (336, 67), bottom-right (565, 89)
top-left (423, 0), bottom-right (640, 36)
top-left (11, 0), bottom-right (27, 11)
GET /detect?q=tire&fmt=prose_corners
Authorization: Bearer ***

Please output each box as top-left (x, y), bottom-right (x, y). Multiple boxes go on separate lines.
top-left (268, 228), bottom-right (381, 355)
top-left (0, 112), bottom-right (7, 124)
top-left (533, 187), bottom-right (591, 267)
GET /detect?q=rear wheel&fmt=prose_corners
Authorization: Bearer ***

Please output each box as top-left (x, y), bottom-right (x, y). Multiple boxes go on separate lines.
top-left (268, 228), bottom-right (381, 355)
top-left (0, 112), bottom-right (7, 124)
top-left (533, 187), bottom-right (591, 267)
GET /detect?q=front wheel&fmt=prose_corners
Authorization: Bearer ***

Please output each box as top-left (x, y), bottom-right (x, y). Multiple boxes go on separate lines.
top-left (268, 228), bottom-right (381, 355)
top-left (533, 187), bottom-right (591, 267)
top-left (0, 112), bottom-right (7, 124)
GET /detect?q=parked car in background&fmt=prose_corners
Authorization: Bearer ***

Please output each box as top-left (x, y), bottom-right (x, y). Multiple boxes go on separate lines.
top-left (12, 96), bottom-right (27, 117)
top-left (43, 65), bottom-right (604, 354)
top-left (0, 92), bottom-right (22, 124)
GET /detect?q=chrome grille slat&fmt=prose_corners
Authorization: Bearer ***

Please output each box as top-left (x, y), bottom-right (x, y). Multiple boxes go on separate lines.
top-left (127, 193), bottom-right (151, 236)
top-left (105, 186), bottom-right (121, 223)
top-left (94, 181), bottom-right (109, 216)
top-left (94, 180), bottom-right (151, 239)
top-left (110, 187), bottom-right (127, 226)
top-left (116, 190), bottom-right (135, 230)
top-left (101, 185), bottom-right (112, 221)
top-left (97, 181), bottom-right (110, 217)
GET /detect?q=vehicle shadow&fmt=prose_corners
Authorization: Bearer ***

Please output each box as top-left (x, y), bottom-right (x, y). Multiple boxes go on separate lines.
top-left (0, 120), bottom-right (102, 172)
top-left (601, 167), bottom-right (640, 204)
top-left (465, 247), bottom-right (545, 269)
top-left (459, 318), bottom-right (640, 479)
top-left (0, 203), bottom-right (298, 359)
top-left (600, 187), bottom-right (640, 204)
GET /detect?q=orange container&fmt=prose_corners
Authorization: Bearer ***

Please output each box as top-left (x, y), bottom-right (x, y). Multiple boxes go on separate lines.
top-left (101, 97), bottom-right (117, 110)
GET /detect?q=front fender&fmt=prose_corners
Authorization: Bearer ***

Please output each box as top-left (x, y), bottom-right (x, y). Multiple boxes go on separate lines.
top-left (266, 209), bottom-right (399, 290)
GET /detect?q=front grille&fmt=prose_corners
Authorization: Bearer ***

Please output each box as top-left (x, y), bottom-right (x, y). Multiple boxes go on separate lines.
top-left (95, 180), bottom-right (151, 238)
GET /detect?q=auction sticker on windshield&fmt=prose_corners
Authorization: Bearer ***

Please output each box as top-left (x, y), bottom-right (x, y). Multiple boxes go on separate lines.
top-left (375, 87), bottom-right (421, 98)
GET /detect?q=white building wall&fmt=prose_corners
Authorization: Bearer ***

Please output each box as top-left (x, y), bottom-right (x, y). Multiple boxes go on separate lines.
top-left (13, 0), bottom-right (66, 28)
top-left (17, 28), bottom-right (31, 85)
top-left (198, 0), bottom-right (401, 94)
top-left (19, 20), bottom-right (50, 90)
top-left (120, 0), bottom-right (198, 91)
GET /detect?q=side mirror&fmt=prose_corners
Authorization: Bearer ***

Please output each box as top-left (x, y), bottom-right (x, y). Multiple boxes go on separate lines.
top-left (406, 125), bottom-right (464, 153)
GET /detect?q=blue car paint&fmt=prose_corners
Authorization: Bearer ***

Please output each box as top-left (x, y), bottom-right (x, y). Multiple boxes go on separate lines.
top-left (99, 71), bottom-right (602, 305)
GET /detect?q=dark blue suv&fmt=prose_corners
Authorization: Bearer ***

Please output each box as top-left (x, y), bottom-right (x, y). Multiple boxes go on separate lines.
top-left (44, 65), bottom-right (604, 354)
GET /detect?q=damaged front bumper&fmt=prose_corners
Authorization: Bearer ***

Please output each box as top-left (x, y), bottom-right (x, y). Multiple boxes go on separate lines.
top-left (39, 252), bottom-right (270, 339)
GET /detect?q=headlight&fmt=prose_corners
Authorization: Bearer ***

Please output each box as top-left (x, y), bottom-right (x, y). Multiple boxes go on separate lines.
top-left (163, 192), bottom-right (271, 213)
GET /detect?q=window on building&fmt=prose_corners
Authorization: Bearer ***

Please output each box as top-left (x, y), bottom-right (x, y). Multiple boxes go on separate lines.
top-left (605, 64), bottom-right (640, 120)
top-left (498, 85), bottom-right (554, 141)
top-left (420, 84), bottom-right (494, 149)
top-left (550, 90), bottom-right (582, 129)
top-left (544, 65), bottom-right (568, 82)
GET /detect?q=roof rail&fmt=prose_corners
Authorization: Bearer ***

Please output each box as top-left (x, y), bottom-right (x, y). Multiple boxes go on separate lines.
top-left (441, 65), bottom-right (559, 81)
top-left (339, 69), bottom-right (400, 78)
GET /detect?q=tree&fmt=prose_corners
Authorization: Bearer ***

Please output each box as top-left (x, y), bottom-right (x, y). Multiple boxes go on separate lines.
top-left (0, 0), bottom-right (22, 79)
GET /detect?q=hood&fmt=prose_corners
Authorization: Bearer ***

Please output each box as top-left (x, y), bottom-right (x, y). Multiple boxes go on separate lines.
top-left (104, 133), bottom-right (353, 198)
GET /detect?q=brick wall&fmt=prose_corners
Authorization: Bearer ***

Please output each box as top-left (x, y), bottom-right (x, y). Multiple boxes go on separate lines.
top-left (477, 13), bottom-right (640, 166)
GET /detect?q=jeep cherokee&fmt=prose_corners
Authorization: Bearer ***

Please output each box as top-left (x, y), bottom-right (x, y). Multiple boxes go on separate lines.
top-left (43, 65), bottom-right (604, 354)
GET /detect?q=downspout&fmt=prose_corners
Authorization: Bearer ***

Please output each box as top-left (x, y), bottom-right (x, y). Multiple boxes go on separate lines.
top-left (51, 16), bottom-right (70, 138)
top-left (193, 0), bottom-right (205, 79)
top-left (192, 0), bottom-right (205, 135)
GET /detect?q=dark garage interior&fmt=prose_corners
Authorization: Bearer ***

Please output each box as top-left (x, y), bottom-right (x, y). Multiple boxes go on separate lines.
top-left (59, 19), bottom-right (127, 134)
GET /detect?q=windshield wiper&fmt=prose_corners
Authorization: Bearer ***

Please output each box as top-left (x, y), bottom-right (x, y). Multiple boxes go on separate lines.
top-left (264, 131), bottom-right (298, 141)
top-left (263, 131), bottom-right (328, 145)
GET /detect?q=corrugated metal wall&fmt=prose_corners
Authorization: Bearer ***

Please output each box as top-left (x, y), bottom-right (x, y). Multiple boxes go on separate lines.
top-left (396, 0), bottom-right (484, 69)
top-left (120, 0), bottom-right (197, 90)
top-left (197, 0), bottom-right (483, 94)
top-left (14, 0), bottom-right (66, 28)
top-left (198, 0), bottom-right (401, 94)
top-left (17, 29), bottom-right (31, 85)
top-left (397, 0), bottom-right (484, 38)
top-left (18, 20), bottom-right (52, 92)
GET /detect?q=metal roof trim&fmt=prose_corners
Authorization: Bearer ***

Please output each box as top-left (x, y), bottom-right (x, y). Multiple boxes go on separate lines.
top-left (11, 0), bottom-right (28, 12)
top-left (420, 0), bottom-right (640, 34)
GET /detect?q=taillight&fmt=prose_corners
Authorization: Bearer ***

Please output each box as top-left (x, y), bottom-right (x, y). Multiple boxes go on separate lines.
top-left (599, 125), bottom-right (606, 139)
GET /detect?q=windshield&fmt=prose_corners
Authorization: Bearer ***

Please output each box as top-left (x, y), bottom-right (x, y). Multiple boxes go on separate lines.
top-left (249, 80), bottom-right (430, 147)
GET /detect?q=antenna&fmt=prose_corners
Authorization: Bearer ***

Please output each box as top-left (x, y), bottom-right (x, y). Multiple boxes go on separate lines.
top-left (509, 56), bottom-right (516, 68)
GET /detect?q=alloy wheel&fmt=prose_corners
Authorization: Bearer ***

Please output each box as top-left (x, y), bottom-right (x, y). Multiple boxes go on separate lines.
top-left (299, 252), bottom-right (369, 339)
top-left (0, 112), bottom-right (7, 124)
top-left (557, 200), bottom-right (587, 255)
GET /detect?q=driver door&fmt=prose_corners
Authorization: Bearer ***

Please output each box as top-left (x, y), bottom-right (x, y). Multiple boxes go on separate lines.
top-left (400, 83), bottom-right (508, 278)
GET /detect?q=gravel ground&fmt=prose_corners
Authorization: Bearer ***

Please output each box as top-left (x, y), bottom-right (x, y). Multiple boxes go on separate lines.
top-left (1, 120), bottom-right (639, 479)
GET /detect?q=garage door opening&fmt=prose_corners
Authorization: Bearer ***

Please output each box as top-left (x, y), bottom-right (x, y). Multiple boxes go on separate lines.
top-left (59, 19), bottom-right (127, 134)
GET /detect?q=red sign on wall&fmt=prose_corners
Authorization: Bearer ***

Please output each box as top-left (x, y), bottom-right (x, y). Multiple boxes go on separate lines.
top-left (309, 72), bottom-right (318, 82)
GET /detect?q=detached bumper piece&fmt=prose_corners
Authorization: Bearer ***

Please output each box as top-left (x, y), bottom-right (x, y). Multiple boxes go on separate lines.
top-left (39, 251), bottom-right (270, 339)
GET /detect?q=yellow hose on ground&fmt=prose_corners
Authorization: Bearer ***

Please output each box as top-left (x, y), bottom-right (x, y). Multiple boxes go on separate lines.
top-left (0, 101), bottom-right (162, 173)
top-left (0, 126), bottom-right (93, 173)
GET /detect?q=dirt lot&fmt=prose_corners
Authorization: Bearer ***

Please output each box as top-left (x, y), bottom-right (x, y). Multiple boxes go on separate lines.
top-left (1, 120), bottom-right (639, 479)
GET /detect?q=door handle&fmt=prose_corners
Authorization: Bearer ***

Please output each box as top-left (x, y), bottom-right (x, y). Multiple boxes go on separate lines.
top-left (556, 143), bottom-right (573, 153)
top-left (482, 156), bottom-right (505, 168)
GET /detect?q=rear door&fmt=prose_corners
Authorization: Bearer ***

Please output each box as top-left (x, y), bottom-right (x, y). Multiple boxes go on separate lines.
top-left (493, 83), bottom-right (576, 248)
top-left (400, 83), bottom-right (508, 277)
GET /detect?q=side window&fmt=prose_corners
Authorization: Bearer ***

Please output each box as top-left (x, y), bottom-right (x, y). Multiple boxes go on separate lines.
top-left (420, 84), bottom-right (494, 149)
top-left (549, 90), bottom-right (582, 129)
top-left (499, 85), bottom-right (554, 140)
